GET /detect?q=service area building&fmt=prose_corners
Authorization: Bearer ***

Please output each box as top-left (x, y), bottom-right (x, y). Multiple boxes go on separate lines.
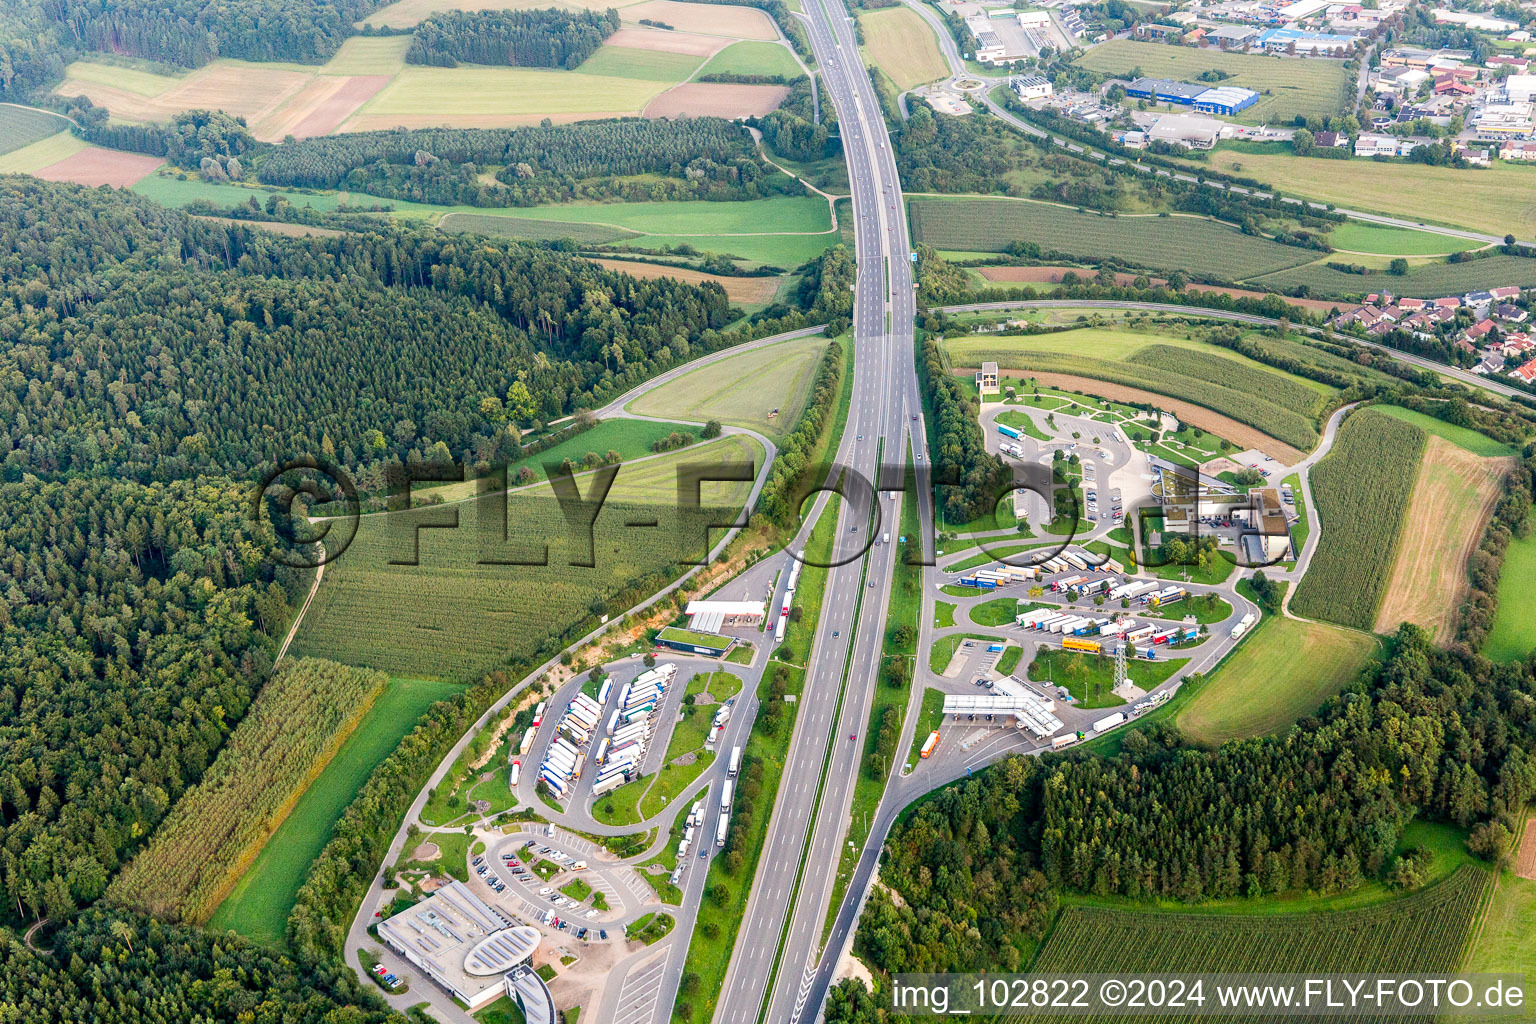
top-left (377, 881), bottom-right (541, 1010)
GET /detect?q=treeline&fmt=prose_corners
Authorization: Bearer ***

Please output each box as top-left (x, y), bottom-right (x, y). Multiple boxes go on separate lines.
top-left (107, 659), bottom-right (389, 924)
top-left (756, 76), bottom-right (834, 163)
top-left (856, 625), bottom-right (1536, 978)
top-left (406, 9), bottom-right (619, 69)
top-left (0, 907), bottom-right (401, 1023)
top-left (1456, 451), bottom-right (1536, 652)
top-left (0, 476), bottom-right (303, 925)
top-left (75, 108), bottom-right (257, 169)
top-left (759, 338), bottom-right (845, 524)
top-left (0, 177), bottom-right (734, 486)
top-left (258, 118), bottom-right (798, 207)
top-left (920, 337), bottom-right (1010, 525)
top-left (41, 0), bottom-right (385, 67)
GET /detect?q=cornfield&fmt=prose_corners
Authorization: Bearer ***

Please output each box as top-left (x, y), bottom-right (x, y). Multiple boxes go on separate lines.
top-left (1015, 865), bottom-right (1488, 1024)
top-left (1291, 410), bottom-right (1427, 629)
top-left (107, 658), bottom-right (388, 923)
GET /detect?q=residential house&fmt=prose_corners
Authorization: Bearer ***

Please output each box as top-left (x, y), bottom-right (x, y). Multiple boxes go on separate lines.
top-left (1497, 303), bottom-right (1529, 324)
top-left (1314, 129), bottom-right (1349, 147)
top-left (1512, 356), bottom-right (1536, 384)
top-left (1501, 141), bottom-right (1536, 160)
top-left (1397, 296), bottom-right (1427, 311)
top-left (1476, 351), bottom-right (1506, 374)
top-left (1462, 318), bottom-right (1498, 345)
top-left (1491, 286), bottom-right (1523, 301)
top-left (1465, 290), bottom-right (1496, 316)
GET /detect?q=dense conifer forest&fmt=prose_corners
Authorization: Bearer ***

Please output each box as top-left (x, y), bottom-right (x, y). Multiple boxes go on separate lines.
top-left (405, 9), bottom-right (619, 69)
top-left (256, 118), bottom-right (802, 207)
top-left (0, 176), bottom-right (735, 487)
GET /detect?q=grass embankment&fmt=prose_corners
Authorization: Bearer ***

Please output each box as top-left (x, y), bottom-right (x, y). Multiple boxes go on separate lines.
top-left (208, 676), bottom-right (463, 945)
top-left (628, 335), bottom-right (831, 440)
top-left (826, 461), bottom-right (923, 937)
top-left (904, 686), bottom-right (947, 769)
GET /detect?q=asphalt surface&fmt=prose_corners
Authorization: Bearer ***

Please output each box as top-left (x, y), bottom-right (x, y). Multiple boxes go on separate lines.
top-left (711, 0), bottom-right (926, 1019)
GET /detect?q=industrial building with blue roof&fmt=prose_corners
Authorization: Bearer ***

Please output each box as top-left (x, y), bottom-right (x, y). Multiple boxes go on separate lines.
top-left (1125, 77), bottom-right (1259, 115)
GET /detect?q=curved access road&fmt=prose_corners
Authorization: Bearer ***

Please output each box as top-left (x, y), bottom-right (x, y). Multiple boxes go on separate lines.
top-left (938, 299), bottom-right (1534, 402)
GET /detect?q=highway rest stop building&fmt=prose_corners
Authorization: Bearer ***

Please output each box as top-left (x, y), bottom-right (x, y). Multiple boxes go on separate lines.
top-left (377, 880), bottom-right (556, 1020)
top-left (655, 600), bottom-right (767, 656)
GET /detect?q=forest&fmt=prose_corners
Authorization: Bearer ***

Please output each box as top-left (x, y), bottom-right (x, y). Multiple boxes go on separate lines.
top-left (0, 907), bottom-right (403, 1022)
top-left (0, 475), bottom-right (304, 924)
top-left (921, 337), bottom-right (1010, 524)
top-left (406, 9), bottom-right (619, 69)
top-left (257, 118), bottom-right (802, 207)
top-left (0, 177), bottom-right (736, 488)
top-left (39, 0), bottom-right (385, 67)
top-left (846, 624), bottom-right (1536, 987)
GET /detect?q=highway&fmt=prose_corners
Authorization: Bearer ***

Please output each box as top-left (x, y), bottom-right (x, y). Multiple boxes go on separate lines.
top-left (710, 0), bottom-right (926, 1020)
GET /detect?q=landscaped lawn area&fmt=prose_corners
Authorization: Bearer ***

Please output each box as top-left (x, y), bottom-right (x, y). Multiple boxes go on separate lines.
top-left (934, 601), bottom-right (956, 628)
top-left (970, 597), bottom-right (1021, 626)
top-left (928, 632), bottom-right (1005, 674)
top-left (559, 877), bottom-right (593, 902)
top-left (207, 676), bottom-right (463, 946)
top-left (1028, 648), bottom-right (1186, 708)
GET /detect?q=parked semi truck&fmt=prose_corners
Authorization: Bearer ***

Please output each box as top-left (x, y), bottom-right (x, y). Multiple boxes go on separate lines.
top-left (716, 815), bottom-right (729, 848)
top-left (728, 746), bottom-right (742, 777)
top-left (997, 424), bottom-right (1021, 440)
top-left (720, 779), bottom-right (734, 814)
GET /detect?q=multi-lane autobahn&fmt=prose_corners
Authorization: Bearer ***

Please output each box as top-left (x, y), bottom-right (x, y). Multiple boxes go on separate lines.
top-left (710, 0), bottom-right (925, 1021)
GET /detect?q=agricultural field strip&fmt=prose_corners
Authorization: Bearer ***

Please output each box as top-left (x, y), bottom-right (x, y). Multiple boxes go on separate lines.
top-left (1290, 410), bottom-right (1428, 630)
top-left (1372, 436), bottom-right (1512, 642)
top-left (1020, 865), bottom-right (1487, 1024)
top-left (107, 659), bottom-right (388, 922)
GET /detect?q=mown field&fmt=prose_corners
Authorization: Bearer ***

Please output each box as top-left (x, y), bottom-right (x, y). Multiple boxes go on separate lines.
top-left (1208, 149), bottom-right (1536, 238)
top-left (695, 40), bottom-right (802, 79)
top-left (447, 196), bottom-right (837, 266)
top-left (108, 659), bottom-right (387, 923)
top-left (1484, 506), bottom-right (1536, 662)
top-left (0, 131), bottom-right (89, 174)
top-left (945, 327), bottom-right (1333, 454)
top-left (411, 416), bottom-right (705, 504)
top-left (1327, 222), bottom-right (1482, 257)
top-left (291, 439), bottom-right (760, 679)
top-left (1015, 865), bottom-right (1488, 1023)
top-left (1253, 254), bottom-right (1536, 300)
top-left (628, 334), bottom-right (829, 437)
top-left (1178, 614), bottom-right (1376, 745)
top-left (909, 199), bottom-right (1318, 281)
top-left (1290, 410), bottom-right (1428, 630)
top-left (206, 675), bottom-right (464, 945)
top-left (1374, 435), bottom-right (1511, 641)
top-left (1074, 39), bottom-right (1351, 124)
top-left (859, 7), bottom-right (948, 92)
top-left (0, 105), bottom-right (73, 156)
top-left (1371, 405), bottom-right (1518, 458)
